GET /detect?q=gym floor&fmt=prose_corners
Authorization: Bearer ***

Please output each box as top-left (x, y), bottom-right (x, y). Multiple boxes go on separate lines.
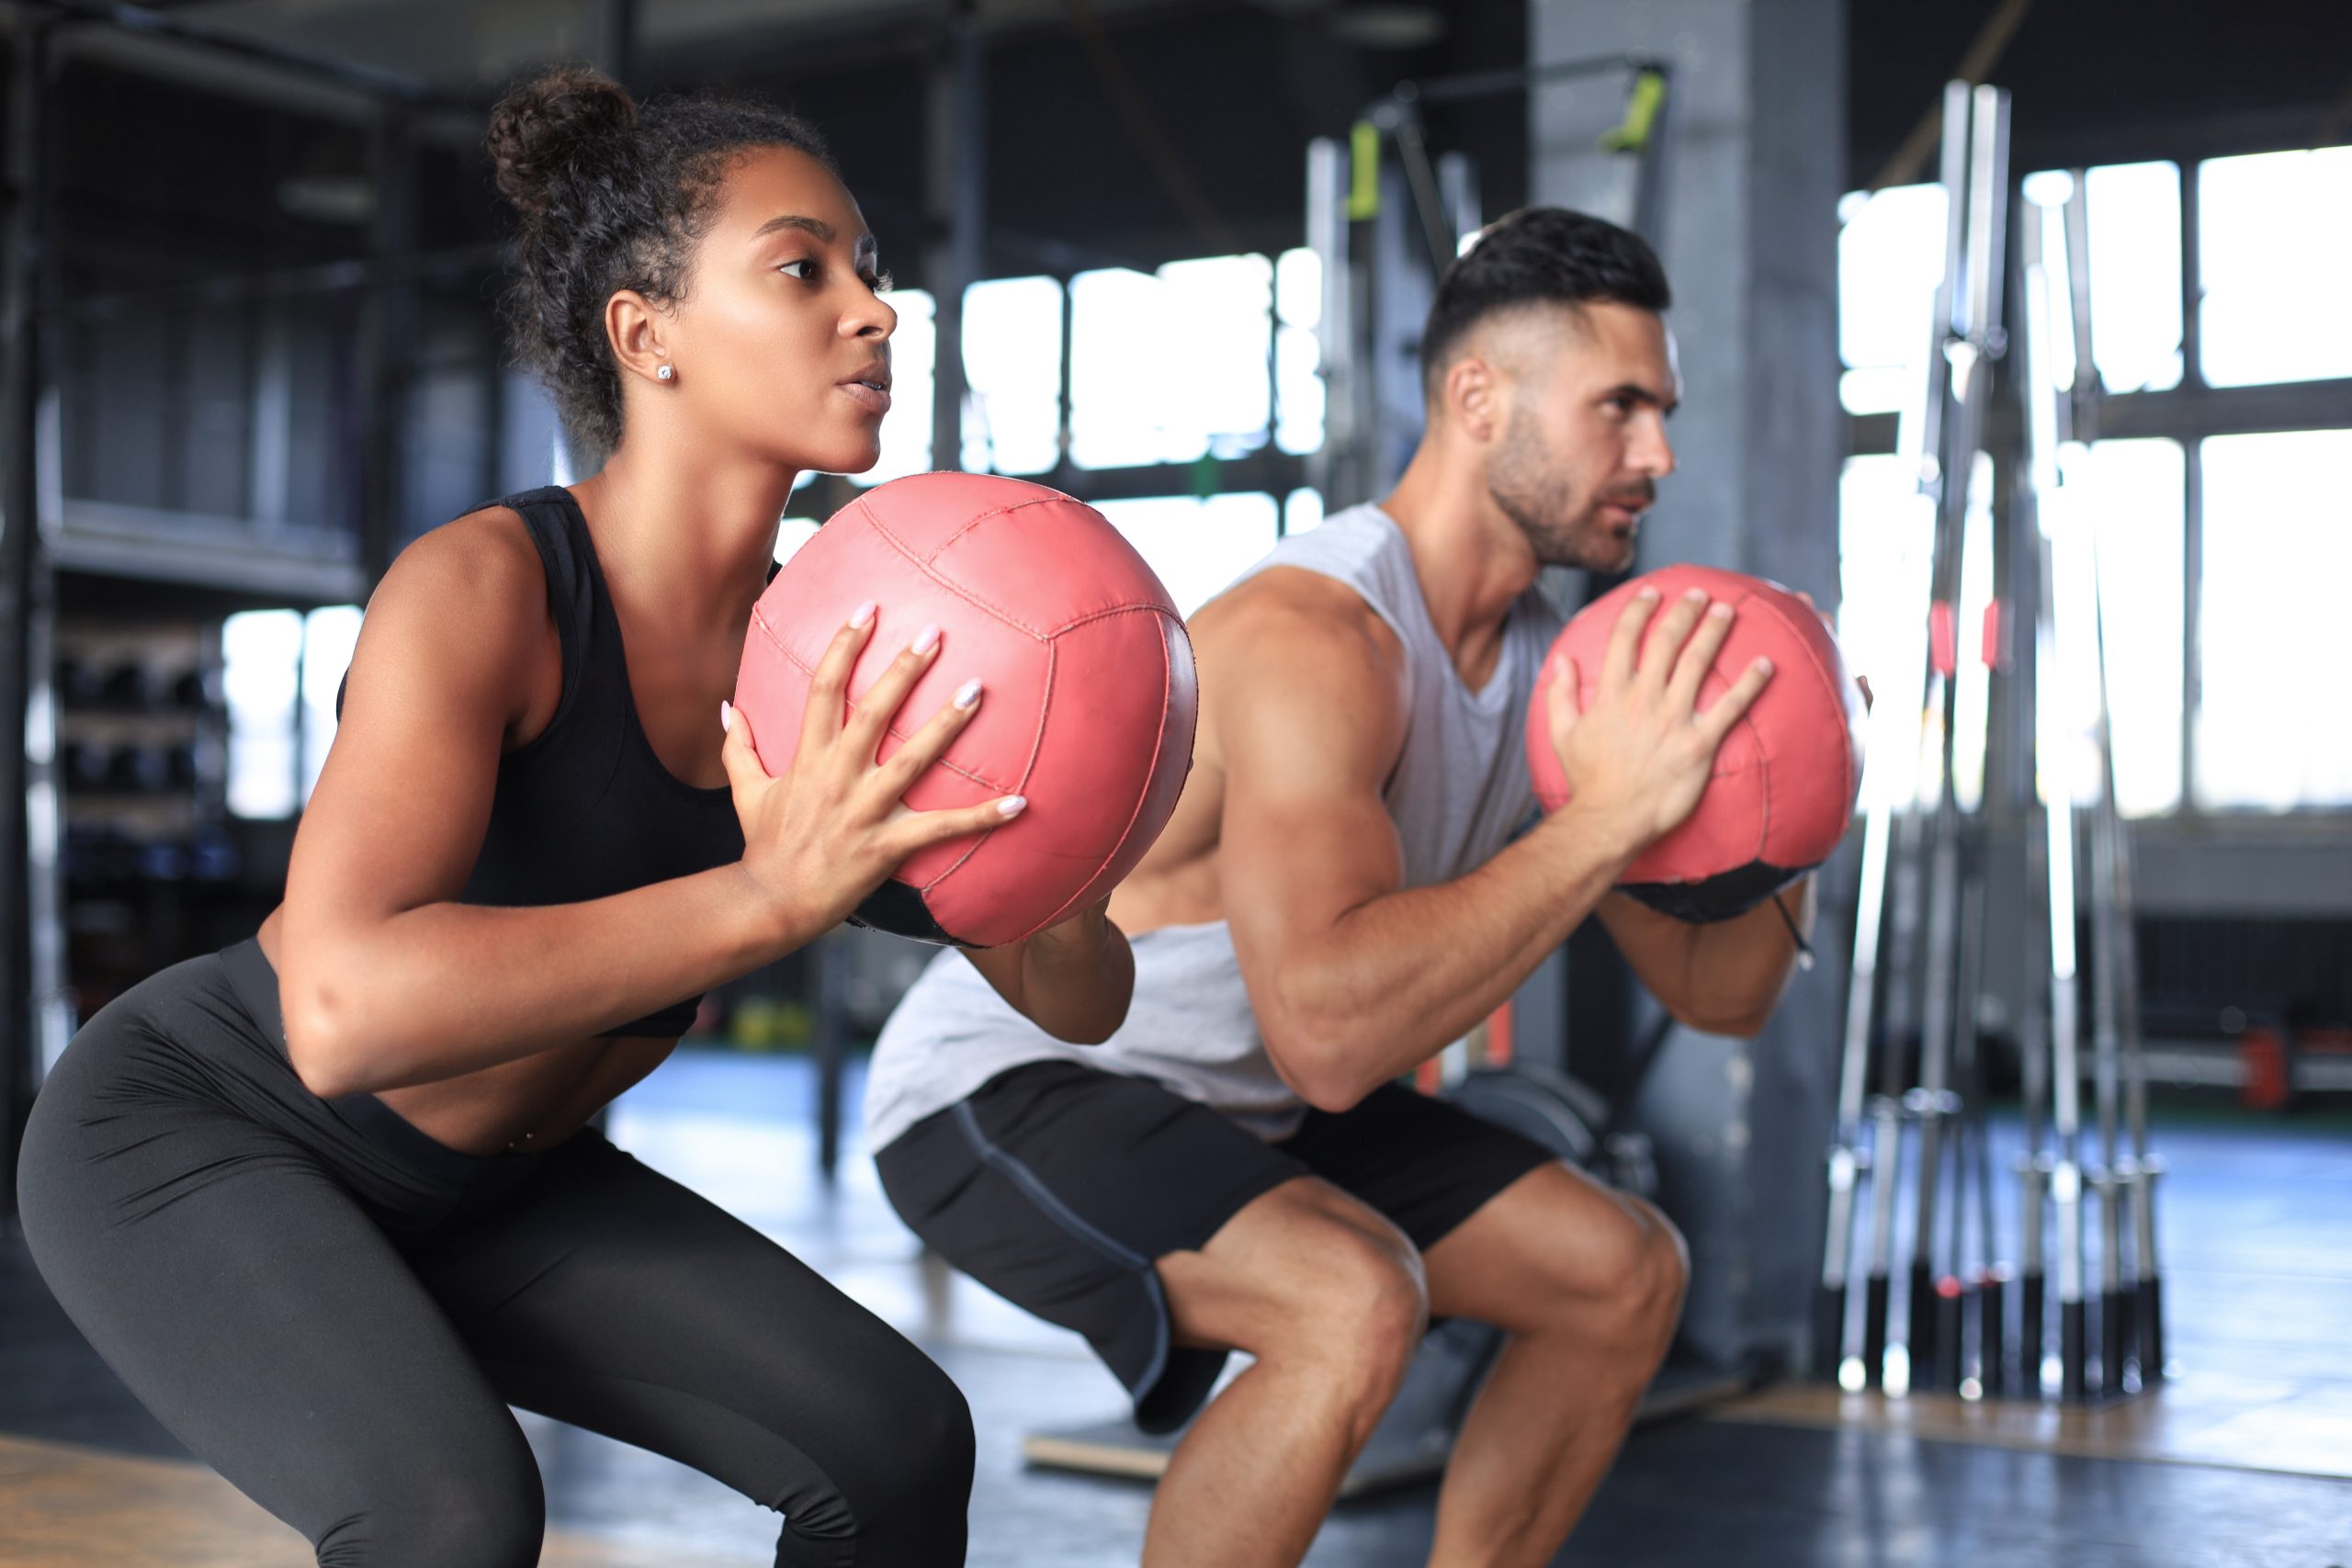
top-left (4, 1051), bottom-right (2347, 1567)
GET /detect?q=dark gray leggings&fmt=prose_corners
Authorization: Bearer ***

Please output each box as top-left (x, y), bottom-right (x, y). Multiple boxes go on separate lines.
top-left (17, 945), bottom-right (971, 1568)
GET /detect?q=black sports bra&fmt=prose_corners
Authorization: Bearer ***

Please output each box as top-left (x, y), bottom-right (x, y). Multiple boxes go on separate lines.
top-left (342, 487), bottom-right (752, 1037)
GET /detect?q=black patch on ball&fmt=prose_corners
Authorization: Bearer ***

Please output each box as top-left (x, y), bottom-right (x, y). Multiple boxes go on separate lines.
top-left (847, 879), bottom-right (967, 946)
top-left (1620, 858), bottom-right (1815, 924)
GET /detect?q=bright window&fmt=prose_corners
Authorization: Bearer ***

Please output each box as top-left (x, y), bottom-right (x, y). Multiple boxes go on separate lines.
top-left (774, 517), bottom-right (820, 566)
top-left (1069, 269), bottom-right (1164, 469)
top-left (300, 606), bottom-right (363, 804)
top-left (2195, 429), bottom-right (2352, 809)
top-left (1837, 453), bottom-right (1934, 808)
top-left (1274, 247), bottom-right (1325, 456)
top-left (960, 276), bottom-right (1062, 475)
top-left (2199, 148), bottom-right (2352, 389)
top-left (1070, 256), bottom-right (1272, 469)
top-left (2082, 163), bottom-right (2183, 394)
top-left (2064, 440), bottom-right (2186, 818)
top-left (1284, 486), bottom-right (1324, 536)
top-left (1835, 184), bottom-right (1945, 416)
top-left (1095, 492), bottom-right (1279, 617)
top-left (224, 610), bottom-right (302, 819)
top-left (228, 604), bottom-right (370, 818)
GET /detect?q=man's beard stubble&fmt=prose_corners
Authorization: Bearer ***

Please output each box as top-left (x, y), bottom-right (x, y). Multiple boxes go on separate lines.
top-left (1484, 403), bottom-right (1652, 573)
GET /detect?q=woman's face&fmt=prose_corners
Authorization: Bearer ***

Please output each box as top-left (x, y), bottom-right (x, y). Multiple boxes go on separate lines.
top-left (652, 145), bottom-right (896, 477)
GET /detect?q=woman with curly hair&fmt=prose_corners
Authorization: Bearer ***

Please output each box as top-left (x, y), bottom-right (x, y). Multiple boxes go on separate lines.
top-left (17, 66), bottom-right (1134, 1567)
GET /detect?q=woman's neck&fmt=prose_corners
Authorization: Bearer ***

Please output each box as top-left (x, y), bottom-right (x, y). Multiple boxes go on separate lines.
top-left (570, 441), bottom-right (799, 633)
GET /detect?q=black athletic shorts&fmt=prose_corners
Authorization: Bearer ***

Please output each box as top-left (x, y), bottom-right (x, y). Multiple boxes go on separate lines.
top-left (874, 1060), bottom-right (1558, 1433)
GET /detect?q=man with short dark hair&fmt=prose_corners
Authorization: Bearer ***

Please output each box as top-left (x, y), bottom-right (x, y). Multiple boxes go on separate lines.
top-left (867, 208), bottom-right (1815, 1567)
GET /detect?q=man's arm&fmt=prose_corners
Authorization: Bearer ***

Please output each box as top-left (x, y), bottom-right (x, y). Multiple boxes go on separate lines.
top-left (961, 901), bottom-right (1135, 1044)
top-left (1216, 577), bottom-right (1768, 1112)
top-left (1596, 660), bottom-right (1867, 1035)
top-left (1596, 876), bottom-right (1815, 1039)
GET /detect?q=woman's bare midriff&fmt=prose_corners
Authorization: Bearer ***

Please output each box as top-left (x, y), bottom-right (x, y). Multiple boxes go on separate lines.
top-left (373, 1033), bottom-right (676, 1156)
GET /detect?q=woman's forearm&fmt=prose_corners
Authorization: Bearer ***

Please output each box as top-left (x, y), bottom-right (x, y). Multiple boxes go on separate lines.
top-left (277, 863), bottom-right (816, 1097)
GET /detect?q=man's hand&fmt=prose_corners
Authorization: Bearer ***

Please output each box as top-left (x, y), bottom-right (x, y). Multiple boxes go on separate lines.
top-left (1542, 585), bottom-right (1775, 858)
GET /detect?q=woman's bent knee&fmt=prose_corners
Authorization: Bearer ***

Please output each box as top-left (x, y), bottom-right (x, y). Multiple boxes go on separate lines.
top-left (899, 1365), bottom-right (977, 1500)
top-left (775, 1356), bottom-right (974, 1567)
top-left (313, 1471), bottom-right (544, 1568)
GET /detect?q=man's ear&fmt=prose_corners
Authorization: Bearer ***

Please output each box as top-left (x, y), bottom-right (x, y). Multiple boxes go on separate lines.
top-left (605, 289), bottom-right (673, 388)
top-left (1444, 352), bottom-right (1506, 445)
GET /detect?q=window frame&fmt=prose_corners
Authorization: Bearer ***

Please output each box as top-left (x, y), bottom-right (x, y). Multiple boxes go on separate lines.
top-left (1841, 145), bottom-right (2352, 826)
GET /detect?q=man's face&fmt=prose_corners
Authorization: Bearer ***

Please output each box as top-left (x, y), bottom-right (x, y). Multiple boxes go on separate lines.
top-left (1480, 301), bottom-right (1679, 573)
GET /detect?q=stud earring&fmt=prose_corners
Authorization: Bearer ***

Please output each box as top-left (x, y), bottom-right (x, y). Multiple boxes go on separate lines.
top-left (656, 365), bottom-right (675, 382)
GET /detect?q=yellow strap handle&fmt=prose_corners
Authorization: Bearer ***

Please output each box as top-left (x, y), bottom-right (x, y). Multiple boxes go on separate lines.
top-left (1600, 70), bottom-right (1667, 153)
top-left (1347, 119), bottom-right (1381, 220)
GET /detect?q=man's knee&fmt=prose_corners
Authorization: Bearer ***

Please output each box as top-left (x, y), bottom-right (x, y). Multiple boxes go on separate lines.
top-left (1497, 1188), bottom-right (1686, 1351)
top-left (1600, 1198), bottom-right (1688, 1352)
top-left (1259, 1212), bottom-right (1430, 1397)
top-left (1166, 1181), bottom-right (1429, 1429)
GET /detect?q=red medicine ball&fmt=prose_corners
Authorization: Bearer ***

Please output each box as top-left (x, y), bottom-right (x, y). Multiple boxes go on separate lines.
top-left (734, 473), bottom-right (1198, 948)
top-left (1525, 564), bottom-right (1863, 922)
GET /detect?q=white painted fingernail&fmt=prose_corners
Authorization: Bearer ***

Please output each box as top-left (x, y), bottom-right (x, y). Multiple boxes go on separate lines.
top-left (998, 795), bottom-right (1027, 818)
top-left (1756, 657), bottom-right (1775, 674)
top-left (849, 601), bottom-right (876, 628)
top-left (910, 622), bottom-right (942, 655)
top-left (1684, 588), bottom-right (1708, 603)
top-left (1710, 602), bottom-right (1734, 619)
top-left (719, 700), bottom-right (734, 733)
top-left (954, 678), bottom-right (984, 709)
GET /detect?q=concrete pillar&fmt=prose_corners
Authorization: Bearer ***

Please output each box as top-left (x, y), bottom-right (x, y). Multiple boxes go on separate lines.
top-left (1530, 0), bottom-right (1848, 1375)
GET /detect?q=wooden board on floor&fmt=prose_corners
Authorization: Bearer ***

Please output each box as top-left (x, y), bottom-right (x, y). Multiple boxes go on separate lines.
top-left (0, 1434), bottom-right (755, 1568)
top-left (1712, 1376), bottom-right (2352, 1482)
top-left (1024, 1362), bottom-right (1753, 1498)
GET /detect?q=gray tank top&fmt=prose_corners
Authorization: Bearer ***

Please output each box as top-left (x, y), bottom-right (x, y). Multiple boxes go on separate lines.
top-left (863, 502), bottom-right (1565, 1149)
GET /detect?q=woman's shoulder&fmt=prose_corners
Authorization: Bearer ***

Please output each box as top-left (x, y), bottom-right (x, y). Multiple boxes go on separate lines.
top-left (340, 503), bottom-right (562, 738)
top-left (368, 503), bottom-right (555, 661)
top-left (390, 503), bottom-right (545, 603)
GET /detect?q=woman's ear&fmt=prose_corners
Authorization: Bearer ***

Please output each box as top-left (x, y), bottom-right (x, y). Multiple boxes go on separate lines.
top-left (605, 289), bottom-right (674, 388)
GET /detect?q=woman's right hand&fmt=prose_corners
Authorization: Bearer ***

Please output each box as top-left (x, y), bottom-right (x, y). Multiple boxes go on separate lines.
top-left (720, 604), bottom-right (1026, 938)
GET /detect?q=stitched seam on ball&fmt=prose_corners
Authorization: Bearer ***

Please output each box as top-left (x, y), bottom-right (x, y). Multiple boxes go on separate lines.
top-left (1048, 603), bottom-right (1181, 638)
top-left (1745, 590), bottom-right (1857, 835)
top-left (975, 642), bottom-right (1056, 921)
top-left (1750, 708), bottom-right (1772, 857)
top-left (764, 624), bottom-right (1005, 794)
top-left (1021, 624), bottom-right (1176, 939)
top-left (912, 634), bottom-right (1053, 897)
top-left (857, 495), bottom-right (1084, 636)
top-left (851, 491), bottom-right (1163, 640)
top-left (857, 510), bottom-right (1057, 638)
top-left (924, 492), bottom-right (1079, 558)
top-left (1731, 591), bottom-right (1772, 859)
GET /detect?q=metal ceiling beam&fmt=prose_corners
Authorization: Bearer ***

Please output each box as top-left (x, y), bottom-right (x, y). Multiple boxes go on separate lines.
top-left (7, 0), bottom-right (473, 107)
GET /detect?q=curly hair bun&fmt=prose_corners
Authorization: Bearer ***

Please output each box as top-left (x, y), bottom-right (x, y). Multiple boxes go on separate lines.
top-left (488, 66), bottom-right (639, 222)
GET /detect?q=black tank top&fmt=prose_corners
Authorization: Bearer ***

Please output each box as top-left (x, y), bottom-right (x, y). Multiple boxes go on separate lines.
top-left (343, 486), bottom-right (750, 1037)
